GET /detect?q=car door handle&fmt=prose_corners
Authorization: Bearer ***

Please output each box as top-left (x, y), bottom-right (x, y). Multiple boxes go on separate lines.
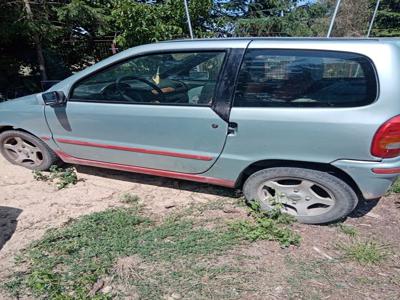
top-left (228, 122), bottom-right (238, 135)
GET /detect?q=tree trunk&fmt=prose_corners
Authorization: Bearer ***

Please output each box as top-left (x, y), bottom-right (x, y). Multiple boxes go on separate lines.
top-left (22, 0), bottom-right (48, 81)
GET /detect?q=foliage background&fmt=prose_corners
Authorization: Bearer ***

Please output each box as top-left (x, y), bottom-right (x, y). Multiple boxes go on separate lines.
top-left (0, 0), bottom-right (398, 99)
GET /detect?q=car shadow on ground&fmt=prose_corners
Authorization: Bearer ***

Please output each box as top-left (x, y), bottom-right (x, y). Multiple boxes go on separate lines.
top-left (76, 165), bottom-right (380, 221)
top-left (0, 206), bottom-right (22, 251)
top-left (75, 165), bottom-right (241, 198)
top-left (349, 198), bottom-right (380, 219)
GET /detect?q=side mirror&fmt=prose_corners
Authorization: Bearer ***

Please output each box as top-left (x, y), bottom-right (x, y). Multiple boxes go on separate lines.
top-left (42, 91), bottom-right (67, 106)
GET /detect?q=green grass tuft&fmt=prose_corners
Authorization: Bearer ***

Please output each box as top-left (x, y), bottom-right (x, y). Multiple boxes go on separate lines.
top-left (119, 192), bottom-right (140, 204)
top-left (337, 240), bottom-right (389, 265)
top-left (338, 224), bottom-right (358, 237)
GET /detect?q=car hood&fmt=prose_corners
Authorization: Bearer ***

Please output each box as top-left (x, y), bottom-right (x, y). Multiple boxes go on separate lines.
top-left (0, 94), bottom-right (42, 111)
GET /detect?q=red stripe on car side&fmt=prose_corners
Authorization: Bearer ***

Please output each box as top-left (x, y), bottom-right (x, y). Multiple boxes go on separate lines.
top-left (40, 136), bottom-right (51, 141)
top-left (372, 167), bottom-right (400, 174)
top-left (55, 151), bottom-right (235, 188)
top-left (55, 138), bottom-right (213, 161)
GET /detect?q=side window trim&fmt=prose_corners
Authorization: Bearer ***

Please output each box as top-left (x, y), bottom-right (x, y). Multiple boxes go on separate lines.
top-left (68, 49), bottom-right (228, 108)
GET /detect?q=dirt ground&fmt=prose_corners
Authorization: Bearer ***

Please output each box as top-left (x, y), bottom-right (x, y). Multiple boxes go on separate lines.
top-left (1, 155), bottom-right (400, 299)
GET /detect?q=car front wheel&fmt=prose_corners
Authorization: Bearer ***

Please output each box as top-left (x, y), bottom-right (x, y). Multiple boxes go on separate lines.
top-left (243, 167), bottom-right (358, 224)
top-left (0, 130), bottom-right (59, 171)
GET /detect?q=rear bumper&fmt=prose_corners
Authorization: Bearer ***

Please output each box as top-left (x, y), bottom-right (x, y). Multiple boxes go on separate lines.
top-left (332, 158), bottom-right (400, 200)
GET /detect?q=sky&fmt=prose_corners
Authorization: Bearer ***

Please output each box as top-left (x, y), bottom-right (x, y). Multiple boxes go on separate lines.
top-left (298, 0), bottom-right (317, 4)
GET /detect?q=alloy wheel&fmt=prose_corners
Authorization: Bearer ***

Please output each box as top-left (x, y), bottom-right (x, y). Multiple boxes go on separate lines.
top-left (2, 136), bottom-right (44, 168)
top-left (257, 177), bottom-right (336, 217)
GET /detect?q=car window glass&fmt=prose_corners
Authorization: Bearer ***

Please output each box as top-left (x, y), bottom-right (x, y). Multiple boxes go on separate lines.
top-left (233, 49), bottom-right (377, 108)
top-left (71, 51), bottom-right (226, 106)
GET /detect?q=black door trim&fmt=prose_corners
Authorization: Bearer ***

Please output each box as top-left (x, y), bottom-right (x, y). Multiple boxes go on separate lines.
top-left (212, 47), bottom-right (247, 122)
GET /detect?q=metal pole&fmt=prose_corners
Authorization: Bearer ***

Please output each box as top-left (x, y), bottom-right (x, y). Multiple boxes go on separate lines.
top-left (367, 0), bottom-right (381, 37)
top-left (183, 0), bottom-right (194, 39)
top-left (327, 0), bottom-right (342, 38)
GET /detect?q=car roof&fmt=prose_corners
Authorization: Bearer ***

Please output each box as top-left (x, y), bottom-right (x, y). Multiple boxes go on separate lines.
top-left (166, 37), bottom-right (400, 43)
top-left (163, 37), bottom-right (399, 44)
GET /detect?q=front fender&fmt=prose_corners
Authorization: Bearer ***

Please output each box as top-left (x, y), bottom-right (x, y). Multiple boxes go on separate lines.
top-left (0, 94), bottom-right (53, 141)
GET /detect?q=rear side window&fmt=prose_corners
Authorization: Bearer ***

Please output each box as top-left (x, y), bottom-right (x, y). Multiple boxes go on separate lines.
top-left (234, 49), bottom-right (377, 107)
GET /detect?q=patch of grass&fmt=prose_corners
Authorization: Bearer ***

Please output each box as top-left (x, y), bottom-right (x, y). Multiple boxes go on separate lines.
top-left (284, 253), bottom-right (395, 299)
top-left (5, 208), bottom-right (148, 299)
top-left (33, 165), bottom-right (78, 189)
top-left (2, 206), bottom-right (243, 299)
top-left (230, 201), bottom-right (300, 247)
top-left (3, 276), bottom-right (23, 298)
top-left (388, 178), bottom-right (400, 194)
top-left (115, 258), bottom-right (255, 299)
top-left (119, 192), bottom-right (140, 204)
top-left (284, 256), bottom-right (350, 299)
top-left (337, 240), bottom-right (389, 265)
top-left (2, 198), bottom-right (302, 299)
top-left (338, 224), bottom-right (358, 237)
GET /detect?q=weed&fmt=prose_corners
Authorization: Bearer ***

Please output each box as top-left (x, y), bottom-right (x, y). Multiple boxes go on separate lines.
top-left (120, 193), bottom-right (140, 204)
top-left (337, 240), bottom-right (389, 265)
top-left (338, 224), bottom-right (358, 237)
top-left (230, 218), bottom-right (300, 247)
top-left (388, 178), bottom-right (400, 194)
top-left (230, 201), bottom-right (300, 247)
top-left (50, 165), bottom-right (78, 189)
top-left (2, 276), bottom-right (23, 298)
top-left (32, 165), bottom-right (78, 189)
top-left (32, 170), bottom-right (50, 181)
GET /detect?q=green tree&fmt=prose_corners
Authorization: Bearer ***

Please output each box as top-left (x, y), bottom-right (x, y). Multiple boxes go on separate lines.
top-left (112, 0), bottom-right (213, 48)
top-left (372, 0), bottom-right (400, 37)
top-left (52, 0), bottom-right (116, 70)
top-left (233, 0), bottom-right (329, 37)
top-left (0, 0), bottom-right (42, 97)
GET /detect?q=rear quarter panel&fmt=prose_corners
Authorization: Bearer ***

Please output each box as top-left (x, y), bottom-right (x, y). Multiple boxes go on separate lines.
top-left (205, 40), bottom-right (400, 182)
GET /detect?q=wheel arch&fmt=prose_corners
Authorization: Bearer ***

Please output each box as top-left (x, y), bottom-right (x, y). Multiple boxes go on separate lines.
top-left (235, 159), bottom-right (363, 199)
top-left (0, 125), bottom-right (14, 134)
top-left (0, 126), bottom-right (47, 142)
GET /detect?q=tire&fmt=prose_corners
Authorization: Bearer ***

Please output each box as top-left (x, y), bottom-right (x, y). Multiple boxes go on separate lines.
top-left (243, 167), bottom-right (358, 224)
top-left (0, 130), bottom-right (59, 171)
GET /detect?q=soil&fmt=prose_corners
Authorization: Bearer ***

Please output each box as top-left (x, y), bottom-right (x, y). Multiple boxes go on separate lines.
top-left (1, 155), bottom-right (400, 299)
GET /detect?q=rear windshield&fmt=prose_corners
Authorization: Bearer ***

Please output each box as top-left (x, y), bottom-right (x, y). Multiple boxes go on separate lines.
top-left (234, 49), bottom-right (378, 108)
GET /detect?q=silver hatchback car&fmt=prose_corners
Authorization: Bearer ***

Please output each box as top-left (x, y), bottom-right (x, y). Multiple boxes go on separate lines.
top-left (1, 38), bottom-right (400, 224)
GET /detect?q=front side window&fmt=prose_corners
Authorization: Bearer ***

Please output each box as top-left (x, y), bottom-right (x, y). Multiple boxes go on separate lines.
top-left (234, 49), bottom-right (377, 108)
top-left (71, 51), bottom-right (226, 106)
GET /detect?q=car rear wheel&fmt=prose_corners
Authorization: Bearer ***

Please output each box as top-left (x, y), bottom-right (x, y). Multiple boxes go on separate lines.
top-left (0, 130), bottom-right (59, 171)
top-left (243, 167), bottom-right (358, 224)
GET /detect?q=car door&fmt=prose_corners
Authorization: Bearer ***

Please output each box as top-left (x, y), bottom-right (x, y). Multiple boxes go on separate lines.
top-left (44, 50), bottom-right (231, 174)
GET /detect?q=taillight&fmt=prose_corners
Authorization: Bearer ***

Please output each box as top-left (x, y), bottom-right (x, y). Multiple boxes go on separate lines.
top-left (371, 115), bottom-right (400, 158)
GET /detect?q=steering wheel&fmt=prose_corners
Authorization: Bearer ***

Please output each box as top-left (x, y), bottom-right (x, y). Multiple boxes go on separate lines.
top-left (101, 82), bottom-right (135, 99)
top-left (116, 75), bottom-right (166, 103)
